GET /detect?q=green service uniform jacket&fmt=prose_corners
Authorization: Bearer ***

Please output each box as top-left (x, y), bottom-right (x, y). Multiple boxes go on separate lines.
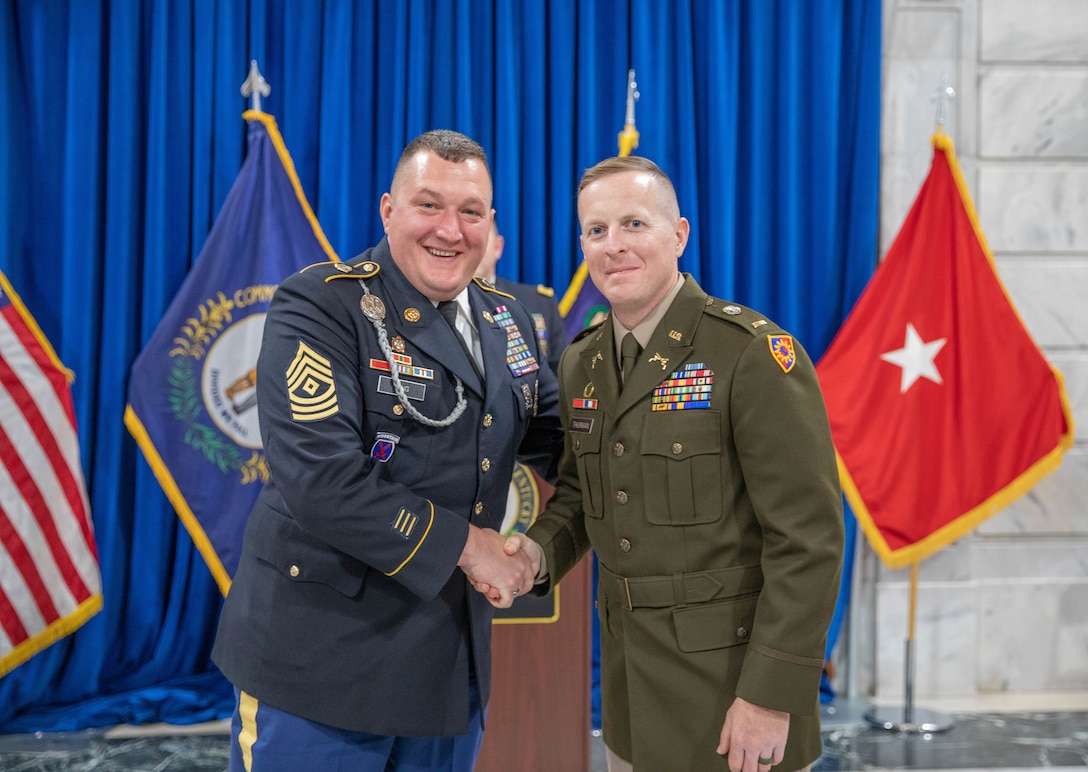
top-left (528, 274), bottom-right (844, 771)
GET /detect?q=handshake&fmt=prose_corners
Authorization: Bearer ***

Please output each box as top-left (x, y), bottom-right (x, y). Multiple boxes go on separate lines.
top-left (458, 526), bottom-right (543, 608)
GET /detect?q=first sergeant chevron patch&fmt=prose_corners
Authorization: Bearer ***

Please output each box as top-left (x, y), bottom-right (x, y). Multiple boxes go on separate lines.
top-left (286, 340), bottom-right (339, 420)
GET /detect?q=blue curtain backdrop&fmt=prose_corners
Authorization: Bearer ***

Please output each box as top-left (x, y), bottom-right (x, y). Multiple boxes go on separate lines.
top-left (0, 0), bottom-right (879, 731)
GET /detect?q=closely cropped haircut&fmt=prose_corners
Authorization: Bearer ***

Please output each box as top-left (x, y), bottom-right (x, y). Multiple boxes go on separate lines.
top-left (395, 129), bottom-right (491, 181)
top-left (578, 156), bottom-right (677, 201)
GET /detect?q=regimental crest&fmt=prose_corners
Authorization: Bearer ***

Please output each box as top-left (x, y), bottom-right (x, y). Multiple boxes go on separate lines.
top-left (167, 285), bottom-right (278, 484)
top-left (768, 335), bottom-right (796, 373)
top-left (286, 340), bottom-right (339, 420)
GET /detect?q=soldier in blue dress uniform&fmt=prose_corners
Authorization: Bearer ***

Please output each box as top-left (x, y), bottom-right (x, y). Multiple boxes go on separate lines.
top-left (212, 130), bottom-right (563, 772)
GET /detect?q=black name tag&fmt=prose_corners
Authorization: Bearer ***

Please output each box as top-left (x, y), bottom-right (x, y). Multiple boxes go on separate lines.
top-left (377, 375), bottom-right (426, 401)
top-left (570, 416), bottom-right (594, 434)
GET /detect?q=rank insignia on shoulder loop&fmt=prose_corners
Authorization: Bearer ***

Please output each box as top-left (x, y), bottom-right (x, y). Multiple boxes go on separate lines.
top-left (768, 335), bottom-right (796, 373)
top-left (371, 431), bottom-right (400, 462)
top-left (286, 341), bottom-right (339, 421)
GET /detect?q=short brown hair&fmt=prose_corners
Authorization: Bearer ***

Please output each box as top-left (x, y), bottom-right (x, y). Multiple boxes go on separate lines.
top-left (394, 129), bottom-right (491, 182)
top-left (578, 156), bottom-right (676, 200)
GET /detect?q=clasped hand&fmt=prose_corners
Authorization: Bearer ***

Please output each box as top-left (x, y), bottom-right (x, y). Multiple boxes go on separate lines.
top-left (458, 528), bottom-right (541, 608)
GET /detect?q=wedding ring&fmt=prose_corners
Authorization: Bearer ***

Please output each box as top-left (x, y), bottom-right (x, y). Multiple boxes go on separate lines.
top-left (758, 757), bottom-right (773, 766)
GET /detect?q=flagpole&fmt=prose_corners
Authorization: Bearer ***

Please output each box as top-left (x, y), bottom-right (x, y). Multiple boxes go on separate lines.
top-left (618, 69), bottom-right (639, 157)
top-left (241, 59), bottom-right (271, 113)
top-left (558, 68), bottom-right (639, 320)
top-left (863, 559), bottom-right (953, 733)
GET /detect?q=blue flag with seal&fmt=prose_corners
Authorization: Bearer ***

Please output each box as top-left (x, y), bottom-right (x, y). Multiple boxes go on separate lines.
top-left (125, 111), bottom-right (336, 595)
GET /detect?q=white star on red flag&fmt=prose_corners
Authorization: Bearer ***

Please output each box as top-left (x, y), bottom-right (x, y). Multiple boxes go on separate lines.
top-left (880, 322), bottom-right (947, 393)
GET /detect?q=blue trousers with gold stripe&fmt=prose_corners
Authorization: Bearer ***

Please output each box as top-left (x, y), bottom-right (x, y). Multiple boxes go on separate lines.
top-left (230, 686), bottom-right (484, 771)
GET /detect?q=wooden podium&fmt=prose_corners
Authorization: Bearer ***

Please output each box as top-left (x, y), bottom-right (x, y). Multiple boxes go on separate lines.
top-left (475, 469), bottom-right (592, 772)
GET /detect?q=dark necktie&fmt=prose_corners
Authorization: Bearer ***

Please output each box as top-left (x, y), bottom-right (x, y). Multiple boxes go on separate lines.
top-left (438, 300), bottom-right (481, 377)
top-left (620, 333), bottom-right (641, 387)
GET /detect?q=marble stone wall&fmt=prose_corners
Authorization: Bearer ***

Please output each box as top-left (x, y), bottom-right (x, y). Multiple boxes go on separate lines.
top-left (852, 0), bottom-right (1088, 700)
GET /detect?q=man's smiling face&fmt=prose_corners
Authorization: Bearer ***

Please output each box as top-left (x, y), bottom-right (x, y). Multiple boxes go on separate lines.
top-left (380, 150), bottom-right (494, 302)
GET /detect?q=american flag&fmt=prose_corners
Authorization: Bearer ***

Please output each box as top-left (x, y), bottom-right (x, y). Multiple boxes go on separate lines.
top-left (0, 270), bottom-right (101, 677)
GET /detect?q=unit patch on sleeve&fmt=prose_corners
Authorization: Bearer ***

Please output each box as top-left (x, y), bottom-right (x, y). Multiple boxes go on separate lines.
top-left (370, 431), bottom-right (400, 462)
top-left (651, 362), bottom-right (713, 411)
top-left (286, 340), bottom-right (339, 421)
top-left (768, 335), bottom-right (796, 373)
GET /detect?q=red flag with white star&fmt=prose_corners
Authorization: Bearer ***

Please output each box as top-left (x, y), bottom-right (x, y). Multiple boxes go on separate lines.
top-left (816, 134), bottom-right (1075, 568)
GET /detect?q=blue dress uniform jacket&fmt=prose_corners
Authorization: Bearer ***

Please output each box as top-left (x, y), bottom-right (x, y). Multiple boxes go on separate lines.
top-left (493, 277), bottom-right (566, 374)
top-left (212, 237), bottom-right (562, 737)
top-left (528, 275), bottom-right (844, 771)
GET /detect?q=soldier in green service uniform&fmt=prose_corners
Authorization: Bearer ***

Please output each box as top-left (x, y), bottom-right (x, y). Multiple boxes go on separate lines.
top-left (482, 156), bottom-right (844, 772)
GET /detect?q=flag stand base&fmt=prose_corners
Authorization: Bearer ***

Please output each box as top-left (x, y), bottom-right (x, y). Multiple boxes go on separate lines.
top-left (863, 704), bottom-right (954, 733)
top-left (865, 606), bottom-right (956, 734)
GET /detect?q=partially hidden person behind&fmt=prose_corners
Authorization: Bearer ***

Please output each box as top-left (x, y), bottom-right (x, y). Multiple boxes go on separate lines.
top-left (488, 156), bottom-right (845, 772)
top-left (476, 218), bottom-right (566, 374)
top-left (212, 129), bottom-right (563, 772)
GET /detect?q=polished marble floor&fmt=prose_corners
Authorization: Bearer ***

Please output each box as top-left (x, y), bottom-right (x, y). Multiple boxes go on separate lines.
top-left (0, 696), bottom-right (1085, 771)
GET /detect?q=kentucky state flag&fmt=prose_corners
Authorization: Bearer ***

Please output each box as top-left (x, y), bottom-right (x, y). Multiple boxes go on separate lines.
top-left (125, 111), bottom-right (335, 594)
top-left (816, 134), bottom-right (1074, 568)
